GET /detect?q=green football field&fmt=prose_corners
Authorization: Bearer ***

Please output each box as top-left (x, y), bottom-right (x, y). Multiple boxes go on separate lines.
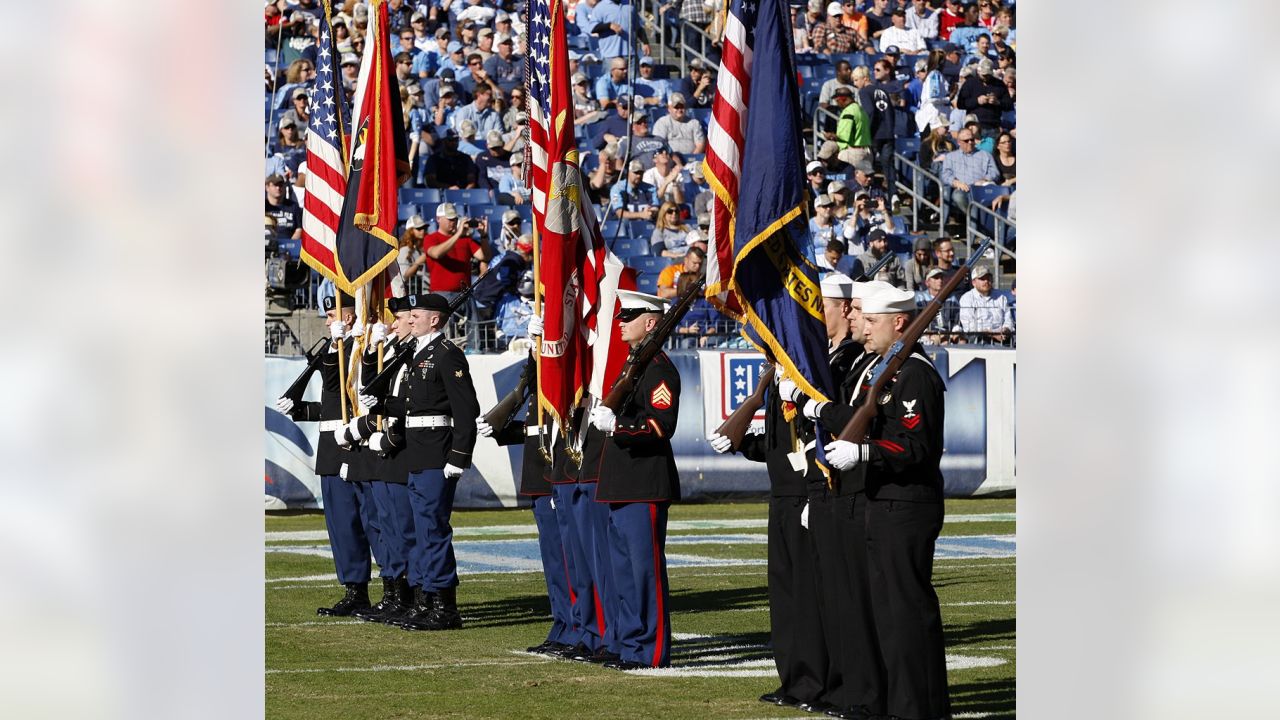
top-left (266, 498), bottom-right (1015, 719)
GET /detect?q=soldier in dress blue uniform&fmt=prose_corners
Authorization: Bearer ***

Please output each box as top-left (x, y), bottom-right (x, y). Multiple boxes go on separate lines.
top-left (274, 294), bottom-right (378, 617)
top-left (806, 285), bottom-right (952, 720)
top-left (588, 289), bottom-right (681, 670)
top-left (477, 348), bottom-right (580, 655)
top-left (343, 296), bottom-right (418, 623)
top-left (367, 292), bottom-right (480, 631)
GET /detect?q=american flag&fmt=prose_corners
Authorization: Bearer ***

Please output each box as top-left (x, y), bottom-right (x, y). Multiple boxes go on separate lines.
top-left (300, 1), bottom-right (351, 284)
top-left (703, 0), bottom-right (758, 318)
top-left (527, 0), bottom-right (628, 431)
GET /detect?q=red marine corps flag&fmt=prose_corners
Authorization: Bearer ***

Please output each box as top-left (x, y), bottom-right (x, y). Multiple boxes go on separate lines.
top-left (528, 0), bottom-right (592, 430)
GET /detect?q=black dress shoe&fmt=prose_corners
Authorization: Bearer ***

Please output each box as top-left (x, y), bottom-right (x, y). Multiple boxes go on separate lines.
top-left (798, 699), bottom-right (835, 714)
top-left (759, 690), bottom-right (801, 707)
top-left (602, 659), bottom-right (647, 671)
top-left (575, 647), bottom-right (621, 664)
top-left (553, 642), bottom-right (592, 660)
top-left (316, 582), bottom-right (370, 616)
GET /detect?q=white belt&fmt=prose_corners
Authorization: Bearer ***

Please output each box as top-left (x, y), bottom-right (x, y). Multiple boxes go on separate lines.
top-left (406, 415), bottom-right (453, 428)
top-left (525, 425), bottom-right (544, 437)
top-left (319, 420), bottom-right (345, 431)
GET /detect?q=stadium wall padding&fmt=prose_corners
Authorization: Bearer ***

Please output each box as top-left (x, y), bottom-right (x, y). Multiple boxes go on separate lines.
top-left (265, 347), bottom-right (1016, 509)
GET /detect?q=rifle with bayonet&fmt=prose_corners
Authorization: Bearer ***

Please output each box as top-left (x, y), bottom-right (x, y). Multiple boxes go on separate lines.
top-left (713, 249), bottom-right (898, 449)
top-left (836, 239), bottom-right (992, 443)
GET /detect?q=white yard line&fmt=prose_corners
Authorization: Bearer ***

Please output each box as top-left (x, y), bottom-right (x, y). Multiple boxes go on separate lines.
top-left (266, 658), bottom-right (554, 675)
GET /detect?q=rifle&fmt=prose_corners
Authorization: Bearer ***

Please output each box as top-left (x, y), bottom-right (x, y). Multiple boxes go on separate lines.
top-left (600, 276), bottom-right (706, 411)
top-left (837, 239), bottom-right (992, 443)
top-left (481, 352), bottom-right (534, 429)
top-left (359, 266), bottom-right (496, 398)
top-left (279, 336), bottom-right (332, 405)
top-left (712, 250), bottom-right (898, 448)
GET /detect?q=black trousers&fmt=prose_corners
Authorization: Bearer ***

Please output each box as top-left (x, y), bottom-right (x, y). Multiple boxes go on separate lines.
top-left (822, 491), bottom-right (884, 712)
top-left (864, 497), bottom-right (950, 719)
top-left (766, 495), bottom-right (828, 703)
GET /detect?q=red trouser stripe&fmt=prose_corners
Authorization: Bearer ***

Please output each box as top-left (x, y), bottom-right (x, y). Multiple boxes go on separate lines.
top-left (649, 503), bottom-right (665, 668)
top-left (593, 586), bottom-right (607, 637)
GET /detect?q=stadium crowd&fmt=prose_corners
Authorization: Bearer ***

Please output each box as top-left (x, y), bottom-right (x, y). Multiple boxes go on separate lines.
top-left (265, 0), bottom-right (1016, 352)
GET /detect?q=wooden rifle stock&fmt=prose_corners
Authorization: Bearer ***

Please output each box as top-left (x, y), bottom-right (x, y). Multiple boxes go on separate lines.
top-left (600, 277), bottom-right (706, 411)
top-left (715, 364), bottom-right (775, 451)
top-left (837, 240), bottom-right (992, 443)
top-left (279, 337), bottom-right (332, 404)
top-left (482, 353), bottom-right (533, 428)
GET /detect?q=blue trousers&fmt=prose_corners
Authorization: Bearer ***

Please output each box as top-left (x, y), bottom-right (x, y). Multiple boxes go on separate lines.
top-left (550, 481), bottom-right (609, 650)
top-left (370, 481), bottom-right (416, 578)
top-left (532, 494), bottom-right (578, 646)
top-left (607, 501), bottom-right (672, 667)
top-left (320, 475), bottom-right (376, 585)
top-left (407, 469), bottom-right (458, 591)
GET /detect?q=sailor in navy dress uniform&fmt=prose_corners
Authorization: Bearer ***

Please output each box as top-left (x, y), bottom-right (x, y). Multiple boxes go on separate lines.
top-left (273, 294), bottom-right (377, 616)
top-left (709, 273), bottom-right (860, 711)
top-left (810, 285), bottom-right (951, 720)
top-left (476, 344), bottom-right (580, 656)
top-left (343, 296), bottom-right (419, 623)
top-left (588, 290), bottom-right (681, 670)
top-left (370, 292), bottom-right (480, 631)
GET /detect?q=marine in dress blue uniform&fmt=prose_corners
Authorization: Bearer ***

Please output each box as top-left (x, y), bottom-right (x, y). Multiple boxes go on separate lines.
top-left (589, 290), bottom-right (681, 670)
top-left (477, 352), bottom-right (580, 655)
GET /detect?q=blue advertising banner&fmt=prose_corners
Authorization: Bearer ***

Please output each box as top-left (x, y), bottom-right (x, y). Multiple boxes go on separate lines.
top-left (266, 347), bottom-right (1016, 509)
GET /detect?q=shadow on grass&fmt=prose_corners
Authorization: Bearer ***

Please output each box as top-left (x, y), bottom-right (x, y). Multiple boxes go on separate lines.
top-left (943, 617), bottom-right (1015, 646)
top-left (460, 593), bottom-right (553, 629)
top-left (949, 677), bottom-right (1015, 719)
top-left (669, 584), bottom-right (769, 614)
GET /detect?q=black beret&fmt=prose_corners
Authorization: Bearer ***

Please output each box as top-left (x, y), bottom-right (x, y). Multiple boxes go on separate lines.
top-left (406, 292), bottom-right (451, 313)
top-left (322, 295), bottom-right (354, 312)
top-left (388, 296), bottom-right (410, 313)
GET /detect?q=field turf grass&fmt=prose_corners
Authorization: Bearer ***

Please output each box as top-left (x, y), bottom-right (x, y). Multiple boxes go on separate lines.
top-left (266, 498), bottom-right (1014, 719)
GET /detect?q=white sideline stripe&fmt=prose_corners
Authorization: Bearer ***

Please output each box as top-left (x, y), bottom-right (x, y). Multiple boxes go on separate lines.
top-left (264, 513), bottom-right (1014, 543)
top-left (266, 658), bottom-right (554, 675)
top-left (946, 600), bottom-right (1015, 606)
top-left (267, 620), bottom-right (363, 627)
top-left (953, 714), bottom-right (994, 719)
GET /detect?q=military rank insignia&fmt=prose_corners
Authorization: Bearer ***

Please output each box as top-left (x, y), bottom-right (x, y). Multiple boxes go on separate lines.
top-left (455, 369), bottom-right (464, 378)
top-left (650, 381), bottom-right (673, 410)
top-left (901, 399), bottom-right (921, 429)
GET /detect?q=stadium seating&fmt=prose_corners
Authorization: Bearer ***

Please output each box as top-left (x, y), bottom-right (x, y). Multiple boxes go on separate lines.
top-left (444, 188), bottom-right (493, 206)
top-left (610, 237), bottom-right (651, 258)
top-left (402, 187), bottom-right (442, 205)
top-left (635, 272), bottom-right (660, 295)
top-left (626, 256), bottom-right (670, 275)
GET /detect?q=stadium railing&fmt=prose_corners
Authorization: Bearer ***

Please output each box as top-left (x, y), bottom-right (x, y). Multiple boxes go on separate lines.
top-left (265, 318), bottom-right (306, 355)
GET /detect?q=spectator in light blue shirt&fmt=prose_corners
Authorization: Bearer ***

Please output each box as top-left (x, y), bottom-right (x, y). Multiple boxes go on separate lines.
top-left (609, 160), bottom-right (660, 220)
top-left (581, 0), bottom-right (634, 60)
top-left (594, 57), bottom-right (634, 110)
top-left (939, 127), bottom-right (999, 216)
top-left (450, 84), bottom-right (505, 138)
top-left (498, 154), bottom-right (531, 205)
top-left (411, 44), bottom-right (439, 79)
top-left (632, 56), bottom-right (670, 108)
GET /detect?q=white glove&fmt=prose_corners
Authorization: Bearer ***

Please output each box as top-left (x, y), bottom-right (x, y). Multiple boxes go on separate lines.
top-left (443, 463), bottom-right (465, 479)
top-left (527, 314), bottom-right (544, 337)
top-left (359, 394), bottom-right (379, 410)
top-left (275, 397), bottom-right (294, 414)
top-left (370, 322), bottom-right (388, 344)
top-left (477, 419), bottom-right (494, 437)
top-left (329, 320), bottom-right (347, 339)
top-left (708, 433), bottom-right (732, 454)
top-left (824, 440), bottom-right (862, 470)
top-left (589, 405), bottom-right (616, 433)
top-left (777, 377), bottom-right (803, 403)
top-left (801, 399), bottom-right (823, 421)
top-left (345, 418), bottom-right (364, 442)
top-left (369, 431), bottom-right (386, 453)
top-left (334, 427), bottom-right (352, 448)
top-left (347, 319), bottom-right (365, 339)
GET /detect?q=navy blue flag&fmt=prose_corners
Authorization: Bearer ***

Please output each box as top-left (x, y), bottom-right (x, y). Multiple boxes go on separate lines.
top-left (729, 0), bottom-right (833, 408)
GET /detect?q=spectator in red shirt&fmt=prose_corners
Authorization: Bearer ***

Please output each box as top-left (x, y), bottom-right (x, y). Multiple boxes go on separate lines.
top-left (422, 202), bottom-right (491, 300)
top-left (938, 0), bottom-right (964, 40)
